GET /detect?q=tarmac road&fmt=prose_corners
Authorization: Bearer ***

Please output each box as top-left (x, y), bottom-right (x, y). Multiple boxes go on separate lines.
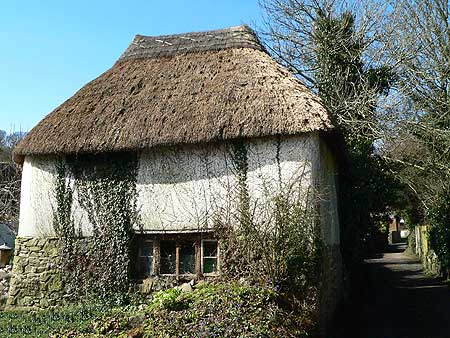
top-left (333, 244), bottom-right (450, 338)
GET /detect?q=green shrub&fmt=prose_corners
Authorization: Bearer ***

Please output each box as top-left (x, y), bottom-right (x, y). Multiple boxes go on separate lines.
top-left (143, 282), bottom-right (314, 337)
top-left (52, 282), bottom-right (315, 338)
top-left (429, 188), bottom-right (450, 276)
top-left (149, 288), bottom-right (187, 311)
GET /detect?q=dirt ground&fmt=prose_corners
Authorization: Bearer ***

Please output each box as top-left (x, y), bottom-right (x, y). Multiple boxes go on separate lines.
top-left (333, 244), bottom-right (450, 338)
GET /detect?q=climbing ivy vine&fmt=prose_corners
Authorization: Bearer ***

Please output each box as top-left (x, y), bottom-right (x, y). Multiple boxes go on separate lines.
top-left (232, 140), bottom-right (251, 230)
top-left (215, 140), bottom-right (322, 311)
top-left (429, 188), bottom-right (450, 277)
top-left (53, 152), bottom-right (140, 304)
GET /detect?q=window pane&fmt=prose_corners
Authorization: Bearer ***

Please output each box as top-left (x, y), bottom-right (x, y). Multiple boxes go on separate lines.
top-left (140, 241), bottom-right (153, 257)
top-left (179, 242), bottom-right (196, 274)
top-left (138, 256), bottom-right (153, 278)
top-left (137, 240), bottom-right (153, 278)
top-left (160, 241), bottom-right (176, 274)
top-left (203, 241), bottom-right (217, 257)
top-left (203, 257), bottom-right (217, 274)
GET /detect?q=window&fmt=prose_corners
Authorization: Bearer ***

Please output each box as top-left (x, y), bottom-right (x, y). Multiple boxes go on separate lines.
top-left (202, 240), bottom-right (218, 275)
top-left (135, 234), bottom-right (218, 279)
top-left (179, 241), bottom-right (196, 274)
top-left (137, 240), bottom-right (154, 278)
top-left (160, 241), bottom-right (176, 275)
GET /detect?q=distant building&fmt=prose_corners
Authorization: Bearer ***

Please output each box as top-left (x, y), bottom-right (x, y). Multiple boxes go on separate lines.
top-left (388, 215), bottom-right (406, 243)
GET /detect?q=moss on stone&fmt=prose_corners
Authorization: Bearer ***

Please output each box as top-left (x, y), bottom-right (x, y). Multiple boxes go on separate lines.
top-left (7, 237), bottom-right (67, 309)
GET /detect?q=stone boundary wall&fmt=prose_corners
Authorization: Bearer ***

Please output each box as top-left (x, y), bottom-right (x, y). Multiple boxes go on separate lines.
top-left (7, 237), bottom-right (67, 308)
top-left (414, 225), bottom-right (441, 275)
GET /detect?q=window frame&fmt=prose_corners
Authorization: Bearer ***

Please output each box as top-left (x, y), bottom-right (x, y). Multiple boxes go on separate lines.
top-left (137, 239), bottom-right (155, 278)
top-left (201, 239), bottom-right (219, 276)
top-left (159, 239), bottom-right (198, 277)
top-left (159, 240), bottom-right (178, 276)
top-left (178, 240), bottom-right (198, 276)
top-left (135, 234), bottom-right (216, 279)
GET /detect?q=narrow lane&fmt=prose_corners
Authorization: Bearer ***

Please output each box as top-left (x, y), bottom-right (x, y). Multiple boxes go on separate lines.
top-left (334, 244), bottom-right (450, 338)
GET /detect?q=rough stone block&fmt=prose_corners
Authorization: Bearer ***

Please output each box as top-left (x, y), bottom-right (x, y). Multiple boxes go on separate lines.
top-left (39, 298), bottom-right (50, 307)
top-left (7, 237), bottom-right (71, 309)
top-left (28, 238), bottom-right (40, 247)
top-left (43, 242), bottom-right (59, 257)
top-left (8, 285), bottom-right (19, 296)
top-left (18, 296), bottom-right (33, 306)
top-left (37, 239), bottom-right (48, 247)
top-left (48, 277), bottom-right (63, 293)
top-left (24, 265), bottom-right (37, 274)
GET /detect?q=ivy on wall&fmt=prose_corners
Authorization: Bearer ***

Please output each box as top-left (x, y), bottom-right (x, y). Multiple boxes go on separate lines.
top-left (429, 187), bottom-right (450, 277)
top-left (53, 152), bottom-right (140, 303)
top-left (217, 140), bottom-right (322, 312)
top-left (51, 141), bottom-right (324, 309)
top-left (232, 140), bottom-right (251, 230)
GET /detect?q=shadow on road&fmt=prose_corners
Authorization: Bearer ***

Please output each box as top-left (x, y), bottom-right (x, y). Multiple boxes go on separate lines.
top-left (332, 244), bottom-right (450, 338)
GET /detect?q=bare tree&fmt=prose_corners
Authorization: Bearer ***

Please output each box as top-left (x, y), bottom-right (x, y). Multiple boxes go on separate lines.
top-left (0, 163), bottom-right (21, 231)
top-left (258, 1), bottom-right (407, 265)
top-left (0, 130), bottom-right (27, 162)
top-left (0, 130), bottom-right (26, 231)
top-left (259, 0), bottom-right (396, 140)
top-left (380, 0), bottom-right (450, 209)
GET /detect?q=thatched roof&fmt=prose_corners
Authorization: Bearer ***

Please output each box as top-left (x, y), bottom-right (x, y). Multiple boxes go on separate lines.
top-left (14, 25), bottom-right (333, 164)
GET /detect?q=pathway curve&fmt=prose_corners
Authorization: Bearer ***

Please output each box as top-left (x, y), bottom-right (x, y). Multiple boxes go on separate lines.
top-left (334, 244), bottom-right (450, 338)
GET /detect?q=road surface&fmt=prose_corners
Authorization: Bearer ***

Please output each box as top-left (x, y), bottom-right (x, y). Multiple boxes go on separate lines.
top-left (334, 244), bottom-right (450, 338)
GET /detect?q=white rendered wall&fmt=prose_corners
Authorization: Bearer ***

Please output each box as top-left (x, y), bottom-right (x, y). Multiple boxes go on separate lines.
top-left (18, 133), bottom-right (339, 240)
top-left (136, 143), bottom-right (237, 232)
top-left (18, 156), bottom-right (92, 237)
top-left (136, 135), bottom-right (317, 232)
top-left (18, 156), bottom-right (57, 237)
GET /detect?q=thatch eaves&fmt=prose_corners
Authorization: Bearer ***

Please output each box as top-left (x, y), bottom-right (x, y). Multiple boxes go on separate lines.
top-left (13, 25), bottom-right (333, 164)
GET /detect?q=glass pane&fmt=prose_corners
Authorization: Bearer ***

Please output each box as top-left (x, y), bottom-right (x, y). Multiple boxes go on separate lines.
top-left (138, 256), bottom-right (153, 278)
top-left (140, 241), bottom-right (153, 257)
top-left (203, 241), bottom-right (217, 257)
top-left (160, 241), bottom-right (176, 274)
top-left (179, 242), bottom-right (196, 274)
top-left (203, 257), bottom-right (217, 274)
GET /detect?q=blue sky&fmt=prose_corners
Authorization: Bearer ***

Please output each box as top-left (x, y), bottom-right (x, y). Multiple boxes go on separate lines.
top-left (0, 0), bottom-right (263, 132)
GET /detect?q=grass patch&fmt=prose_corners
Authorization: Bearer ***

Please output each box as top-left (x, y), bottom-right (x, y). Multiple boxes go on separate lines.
top-left (0, 304), bottom-right (112, 338)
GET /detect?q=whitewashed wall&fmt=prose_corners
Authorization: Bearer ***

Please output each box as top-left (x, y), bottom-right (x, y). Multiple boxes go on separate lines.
top-left (18, 156), bottom-right (92, 237)
top-left (137, 135), bottom-right (317, 232)
top-left (17, 133), bottom-right (340, 243)
top-left (18, 156), bottom-right (57, 237)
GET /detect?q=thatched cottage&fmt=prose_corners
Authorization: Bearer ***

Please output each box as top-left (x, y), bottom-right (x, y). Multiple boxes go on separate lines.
top-left (9, 25), bottom-right (343, 317)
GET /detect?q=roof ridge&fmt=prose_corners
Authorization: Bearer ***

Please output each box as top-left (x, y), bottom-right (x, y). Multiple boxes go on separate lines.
top-left (117, 25), bottom-right (265, 62)
top-left (133, 24), bottom-right (253, 41)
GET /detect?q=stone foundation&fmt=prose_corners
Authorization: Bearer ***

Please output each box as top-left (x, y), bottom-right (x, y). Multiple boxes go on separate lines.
top-left (7, 237), bottom-right (211, 308)
top-left (6, 237), bottom-right (68, 308)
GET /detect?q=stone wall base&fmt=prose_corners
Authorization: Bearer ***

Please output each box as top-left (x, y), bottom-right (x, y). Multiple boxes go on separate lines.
top-left (6, 237), bottom-right (68, 308)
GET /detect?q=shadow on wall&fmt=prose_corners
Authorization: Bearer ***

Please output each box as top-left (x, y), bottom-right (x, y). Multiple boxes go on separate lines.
top-left (137, 136), bottom-right (313, 185)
